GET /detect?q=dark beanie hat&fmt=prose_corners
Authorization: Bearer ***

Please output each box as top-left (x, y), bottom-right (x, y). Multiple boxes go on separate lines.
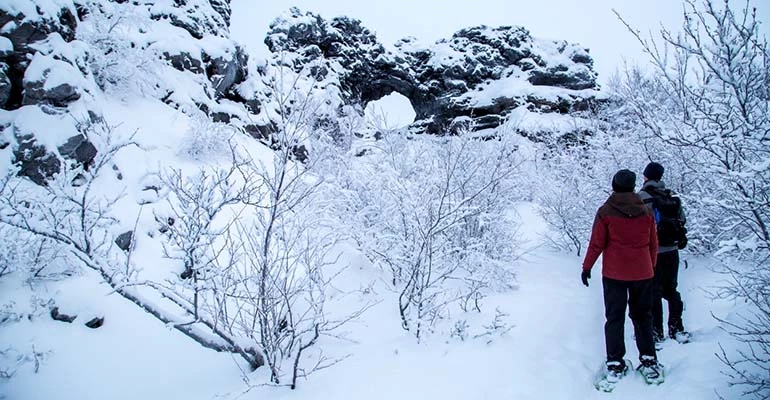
top-left (643, 162), bottom-right (664, 181)
top-left (612, 169), bottom-right (636, 193)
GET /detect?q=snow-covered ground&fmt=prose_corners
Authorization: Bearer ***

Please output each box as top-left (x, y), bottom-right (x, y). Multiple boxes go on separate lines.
top-left (1, 200), bottom-right (742, 399)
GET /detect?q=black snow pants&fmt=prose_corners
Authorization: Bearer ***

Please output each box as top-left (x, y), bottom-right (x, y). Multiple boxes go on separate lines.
top-left (603, 277), bottom-right (657, 363)
top-left (652, 250), bottom-right (684, 336)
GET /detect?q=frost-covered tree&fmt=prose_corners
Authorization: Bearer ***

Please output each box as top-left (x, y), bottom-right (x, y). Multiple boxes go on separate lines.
top-left (156, 149), bottom-right (256, 320)
top-left (196, 65), bottom-right (367, 389)
top-left (533, 113), bottom-right (654, 256)
top-left (617, 0), bottom-right (769, 258)
top-left (341, 128), bottom-right (521, 340)
top-left (0, 118), bottom-right (265, 370)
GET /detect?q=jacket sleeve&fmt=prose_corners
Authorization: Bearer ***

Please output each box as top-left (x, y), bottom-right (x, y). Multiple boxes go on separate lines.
top-left (680, 202), bottom-right (687, 228)
top-left (649, 215), bottom-right (659, 268)
top-left (582, 213), bottom-right (607, 271)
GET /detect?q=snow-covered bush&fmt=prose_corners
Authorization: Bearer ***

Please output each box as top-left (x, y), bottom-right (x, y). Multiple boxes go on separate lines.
top-left (156, 73), bottom-right (367, 388)
top-left (341, 129), bottom-right (522, 340)
top-left (177, 112), bottom-right (238, 161)
top-left (77, 1), bottom-right (165, 98)
top-left (156, 153), bottom-right (255, 319)
top-left (533, 117), bottom-right (650, 256)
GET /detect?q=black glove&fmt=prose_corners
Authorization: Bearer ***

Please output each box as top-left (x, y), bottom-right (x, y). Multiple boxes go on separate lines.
top-left (581, 269), bottom-right (591, 287)
top-left (677, 236), bottom-right (688, 250)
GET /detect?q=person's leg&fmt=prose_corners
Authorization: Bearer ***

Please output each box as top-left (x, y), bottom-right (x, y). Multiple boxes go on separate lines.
top-left (658, 251), bottom-right (685, 334)
top-left (629, 278), bottom-right (656, 360)
top-left (603, 277), bottom-right (628, 363)
top-left (651, 264), bottom-right (665, 340)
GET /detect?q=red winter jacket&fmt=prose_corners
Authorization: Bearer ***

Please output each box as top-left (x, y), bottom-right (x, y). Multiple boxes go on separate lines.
top-left (582, 192), bottom-right (658, 281)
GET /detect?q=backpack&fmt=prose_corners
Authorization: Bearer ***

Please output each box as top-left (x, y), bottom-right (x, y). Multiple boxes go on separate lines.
top-left (643, 188), bottom-right (687, 247)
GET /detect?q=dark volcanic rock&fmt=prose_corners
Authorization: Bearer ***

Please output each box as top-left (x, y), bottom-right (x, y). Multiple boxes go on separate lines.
top-left (58, 134), bottom-right (97, 168)
top-left (164, 51), bottom-right (204, 74)
top-left (50, 307), bottom-right (77, 323)
top-left (266, 8), bottom-right (415, 105)
top-left (0, 64), bottom-right (10, 107)
top-left (13, 133), bottom-right (61, 185)
top-left (23, 79), bottom-right (81, 107)
top-left (85, 316), bottom-right (105, 329)
top-left (12, 130), bottom-right (98, 186)
top-left (264, 9), bottom-right (600, 134)
top-left (115, 231), bottom-right (134, 252)
top-left (204, 45), bottom-right (248, 98)
top-left (244, 123), bottom-right (277, 141)
top-left (0, 5), bottom-right (78, 110)
top-left (150, 0), bottom-right (229, 40)
top-left (209, 0), bottom-right (231, 28)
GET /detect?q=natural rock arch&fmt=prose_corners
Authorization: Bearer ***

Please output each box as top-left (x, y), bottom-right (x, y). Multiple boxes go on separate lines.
top-left (264, 9), bottom-right (600, 134)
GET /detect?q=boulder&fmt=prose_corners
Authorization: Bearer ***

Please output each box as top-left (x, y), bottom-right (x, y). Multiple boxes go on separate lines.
top-left (0, 64), bottom-right (10, 108)
top-left (0, 5), bottom-right (78, 110)
top-left (204, 45), bottom-right (248, 98)
top-left (163, 51), bottom-right (204, 74)
top-left (85, 316), bottom-right (104, 329)
top-left (12, 128), bottom-right (98, 186)
top-left (22, 54), bottom-right (85, 108)
top-left (244, 122), bottom-right (277, 141)
top-left (57, 134), bottom-right (97, 168)
top-left (23, 80), bottom-right (81, 107)
top-left (50, 306), bottom-right (76, 323)
top-left (13, 134), bottom-right (61, 185)
top-left (114, 231), bottom-right (133, 252)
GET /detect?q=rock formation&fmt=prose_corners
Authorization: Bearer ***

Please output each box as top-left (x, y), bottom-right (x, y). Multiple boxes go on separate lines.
top-left (263, 8), bottom-right (600, 133)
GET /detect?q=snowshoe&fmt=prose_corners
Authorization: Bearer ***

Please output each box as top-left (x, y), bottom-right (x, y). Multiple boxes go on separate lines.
top-left (671, 331), bottom-right (691, 344)
top-left (637, 355), bottom-right (665, 385)
top-left (594, 359), bottom-right (631, 392)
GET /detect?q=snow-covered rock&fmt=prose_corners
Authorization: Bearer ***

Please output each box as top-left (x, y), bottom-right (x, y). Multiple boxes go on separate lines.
top-left (0, 0), bottom-right (78, 109)
top-left (148, 0), bottom-right (229, 39)
top-left (0, 64), bottom-right (10, 106)
top-left (22, 55), bottom-right (84, 106)
top-left (263, 8), bottom-right (601, 134)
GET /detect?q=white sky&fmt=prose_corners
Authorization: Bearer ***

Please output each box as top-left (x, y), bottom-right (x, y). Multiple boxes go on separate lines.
top-left (231, 0), bottom-right (769, 86)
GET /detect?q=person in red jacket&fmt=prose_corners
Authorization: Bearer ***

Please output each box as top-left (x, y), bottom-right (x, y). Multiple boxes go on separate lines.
top-left (581, 169), bottom-right (663, 382)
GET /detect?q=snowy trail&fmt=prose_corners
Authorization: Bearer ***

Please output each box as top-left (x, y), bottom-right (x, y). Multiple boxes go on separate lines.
top-left (502, 252), bottom-right (731, 400)
top-left (243, 249), bottom-right (735, 400)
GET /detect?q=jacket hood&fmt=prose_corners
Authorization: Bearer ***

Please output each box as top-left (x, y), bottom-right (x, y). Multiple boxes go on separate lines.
top-left (607, 192), bottom-right (649, 218)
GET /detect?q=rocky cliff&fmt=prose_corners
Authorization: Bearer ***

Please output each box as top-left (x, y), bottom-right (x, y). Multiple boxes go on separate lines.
top-left (0, 2), bottom-right (601, 184)
top-left (0, 0), bottom-right (248, 183)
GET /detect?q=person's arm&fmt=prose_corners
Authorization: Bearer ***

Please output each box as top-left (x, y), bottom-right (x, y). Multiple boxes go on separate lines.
top-left (639, 189), bottom-right (654, 212)
top-left (679, 201), bottom-right (687, 227)
top-left (583, 213), bottom-right (607, 271)
top-left (649, 215), bottom-right (659, 267)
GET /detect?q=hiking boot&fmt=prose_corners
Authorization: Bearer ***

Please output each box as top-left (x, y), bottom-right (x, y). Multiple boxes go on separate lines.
top-left (605, 360), bottom-right (629, 382)
top-left (637, 355), bottom-right (665, 384)
top-left (670, 330), bottom-right (691, 343)
top-left (669, 319), bottom-right (684, 334)
top-left (669, 321), bottom-right (691, 343)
